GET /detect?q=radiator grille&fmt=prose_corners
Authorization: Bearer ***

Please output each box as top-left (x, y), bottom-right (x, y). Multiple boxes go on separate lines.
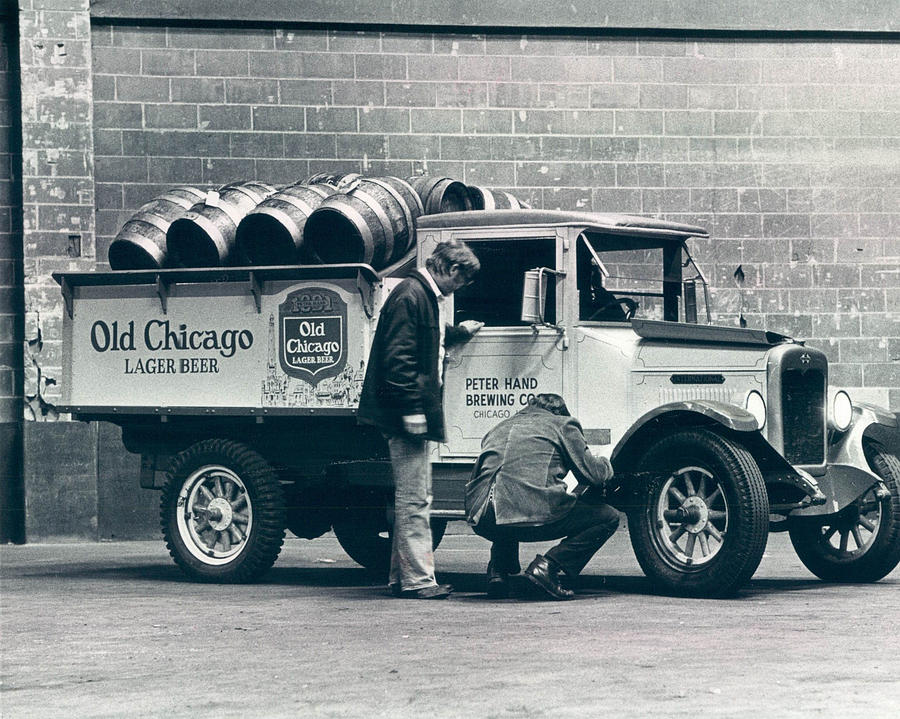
top-left (781, 368), bottom-right (825, 465)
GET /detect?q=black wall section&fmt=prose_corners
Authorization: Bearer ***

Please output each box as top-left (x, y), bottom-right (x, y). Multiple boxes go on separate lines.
top-left (90, 0), bottom-right (899, 34)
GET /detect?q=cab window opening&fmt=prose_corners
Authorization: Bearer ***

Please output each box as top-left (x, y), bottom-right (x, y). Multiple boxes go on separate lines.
top-left (455, 238), bottom-right (556, 327)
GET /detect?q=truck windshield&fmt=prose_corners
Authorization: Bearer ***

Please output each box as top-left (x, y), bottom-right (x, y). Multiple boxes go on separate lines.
top-left (577, 235), bottom-right (666, 322)
top-left (576, 233), bottom-right (709, 323)
top-left (454, 237), bottom-right (556, 327)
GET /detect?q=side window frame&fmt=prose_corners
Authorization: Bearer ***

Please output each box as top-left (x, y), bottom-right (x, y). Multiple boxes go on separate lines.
top-left (448, 232), bottom-right (561, 329)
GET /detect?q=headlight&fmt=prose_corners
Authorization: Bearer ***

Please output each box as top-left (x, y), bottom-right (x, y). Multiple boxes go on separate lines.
top-left (831, 390), bottom-right (853, 431)
top-left (744, 390), bottom-right (766, 429)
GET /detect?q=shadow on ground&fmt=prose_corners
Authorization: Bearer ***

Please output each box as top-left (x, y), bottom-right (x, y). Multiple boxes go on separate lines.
top-left (12, 561), bottom-right (855, 601)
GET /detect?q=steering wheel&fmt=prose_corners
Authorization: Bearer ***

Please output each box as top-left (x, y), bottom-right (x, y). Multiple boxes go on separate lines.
top-left (589, 297), bottom-right (638, 322)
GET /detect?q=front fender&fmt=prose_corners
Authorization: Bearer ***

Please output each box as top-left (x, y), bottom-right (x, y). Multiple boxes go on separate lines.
top-left (612, 400), bottom-right (759, 461)
top-left (610, 401), bottom-right (826, 512)
top-left (790, 403), bottom-right (896, 517)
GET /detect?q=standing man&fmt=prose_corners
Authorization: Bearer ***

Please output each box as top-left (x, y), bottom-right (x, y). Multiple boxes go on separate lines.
top-left (465, 393), bottom-right (618, 600)
top-left (358, 239), bottom-right (482, 599)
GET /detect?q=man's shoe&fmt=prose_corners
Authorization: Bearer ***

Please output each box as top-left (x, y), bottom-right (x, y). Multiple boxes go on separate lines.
top-left (398, 583), bottom-right (453, 599)
top-left (524, 555), bottom-right (574, 600)
top-left (388, 583), bottom-right (402, 598)
top-left (486, 562), bottom-right (510, 599)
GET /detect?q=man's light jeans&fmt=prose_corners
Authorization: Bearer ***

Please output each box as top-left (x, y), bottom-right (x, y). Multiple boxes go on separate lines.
top-left (387, 434), bottom-right (437, 591)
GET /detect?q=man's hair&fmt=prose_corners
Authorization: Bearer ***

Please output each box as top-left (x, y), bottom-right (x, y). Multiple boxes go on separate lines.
top-left (529, 393), bottom-right (571, 416)
top-left (425, 239), bottom-right (480, 279)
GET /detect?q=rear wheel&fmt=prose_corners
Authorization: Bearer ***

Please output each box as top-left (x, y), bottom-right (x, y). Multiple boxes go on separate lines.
top-left (628, 429), bottom-right (769, 597)
top-left (161, 439), bottom-right (285, 582)
top-left (789, 441), bottom-right (900, 582)
top-left (332, 490), bottom-right (447, 576)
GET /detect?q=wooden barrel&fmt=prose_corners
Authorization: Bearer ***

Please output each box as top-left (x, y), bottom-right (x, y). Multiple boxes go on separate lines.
top-left (107, 187), bottom-right (207, 270)
top-left (235, 183), bottom-right (336, 265)
top-left (407, 175), bottom-right (472, 214)
top-left (306, 172), bottom-right (362, 190)
top-left (166, 181), bottom-right (276, 267)
top-left (303, 176), bottom-right (424, 269)
top-left (467, 185), bottom-right (528, 211)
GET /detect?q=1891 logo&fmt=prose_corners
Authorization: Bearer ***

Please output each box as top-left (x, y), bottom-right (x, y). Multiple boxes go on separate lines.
top-left (278, 288), bottom-right (347, 385)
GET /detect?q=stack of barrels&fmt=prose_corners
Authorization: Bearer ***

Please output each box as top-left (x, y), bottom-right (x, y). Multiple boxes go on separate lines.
top-left (107, 174), bottom-right (530, 271)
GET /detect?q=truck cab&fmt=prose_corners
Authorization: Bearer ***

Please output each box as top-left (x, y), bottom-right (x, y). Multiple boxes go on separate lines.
top-left (418, 210), bottom-right (899, 595)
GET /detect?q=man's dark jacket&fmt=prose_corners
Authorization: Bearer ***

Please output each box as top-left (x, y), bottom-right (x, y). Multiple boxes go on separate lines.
top-left (465, 405), bottom-right (614, 527)
top-left (357, 271), bottom-right (468, 442)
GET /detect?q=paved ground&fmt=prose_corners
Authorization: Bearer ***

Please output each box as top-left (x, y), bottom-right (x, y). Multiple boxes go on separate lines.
top-left (2, 528), bottom-right (898, 719)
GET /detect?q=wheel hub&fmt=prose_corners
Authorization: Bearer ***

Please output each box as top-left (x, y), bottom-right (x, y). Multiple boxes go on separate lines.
top-left (176, 465), bottom-right (253, 565)
top-left (204, 497), bottom-right (233, 531)
top-left (681, 496), bottom-right (710, 534)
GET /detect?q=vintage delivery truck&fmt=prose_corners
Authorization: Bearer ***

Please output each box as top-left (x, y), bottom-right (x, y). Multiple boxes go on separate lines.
top-left (54, 209), bottom-right (900, 596)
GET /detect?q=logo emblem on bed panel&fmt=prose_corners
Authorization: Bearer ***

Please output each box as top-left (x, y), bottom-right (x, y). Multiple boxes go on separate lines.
top-left (278, 288), bottom-right (347, 384)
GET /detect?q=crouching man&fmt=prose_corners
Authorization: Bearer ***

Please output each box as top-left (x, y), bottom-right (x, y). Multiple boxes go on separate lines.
top-left (465, 393), bottom-right (619, 600)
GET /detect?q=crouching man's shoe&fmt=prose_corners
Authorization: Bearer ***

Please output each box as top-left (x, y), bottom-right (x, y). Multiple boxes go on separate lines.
top-left (486, 562), bottom-right (510, 599)
top-left (524, 555), bottom-right (574, 600)
top-left (399, 583), bottom-right (453, 599)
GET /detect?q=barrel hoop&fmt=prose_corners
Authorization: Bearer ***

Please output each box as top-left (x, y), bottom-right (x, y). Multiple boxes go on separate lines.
top-left (189, 213), bottom-right (230, 259)
top-left (305, 184), bottom-right (332, 199)
top-left (471, 185), bottom-right (493, 210)
top-left (255, 206), bottom-right (302, 244)
top-left (229, 184), bottom-right (273, 212)
top-left (270, 192), bottom-right (315, 218)
top-left (412, 176), bottom-right (443, 208)
top-left (211, 197), bottom-right (247, 228)
top-left (110, 233), bottom-right (165, 266)
top-left (389, 176), bottom-right (425, 215)
top-left (425, 179), bottom-right (452, 214)
top-left (131, 211), bottom-right (173, 235)
top-left (351, 189), bottom-right (395, 263)
top-left (321, 201), bottom-right (377, 265)
top-left (157, 191), bottom-right (199, 210)
top-left (365, 178), bottom-right (414, 233)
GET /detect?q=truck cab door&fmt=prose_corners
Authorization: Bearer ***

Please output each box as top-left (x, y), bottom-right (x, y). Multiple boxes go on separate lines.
top-left (440, 234), bottom-right (567, 459)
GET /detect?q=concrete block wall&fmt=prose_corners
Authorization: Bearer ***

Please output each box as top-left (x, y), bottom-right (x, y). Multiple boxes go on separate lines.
top-left (88, 25), bottom-right (899, 410)
top-left (19, 0), bottom-right (95, 415)
top-left (9, 8), bottom-right (899, 540)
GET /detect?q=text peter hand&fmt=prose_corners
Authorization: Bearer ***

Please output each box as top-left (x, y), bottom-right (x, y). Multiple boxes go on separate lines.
top-left (402, 414), bottom-right (428, 435)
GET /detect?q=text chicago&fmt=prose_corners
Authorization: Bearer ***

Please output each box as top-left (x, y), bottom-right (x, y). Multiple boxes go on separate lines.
top-left (90, 319), bottom-right (253, 358)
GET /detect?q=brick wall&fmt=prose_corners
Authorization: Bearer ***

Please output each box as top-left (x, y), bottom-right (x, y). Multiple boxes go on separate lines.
top-left (88, 26), bottom-right (899, 409)
top-left (20, 0), bottom-right (94, 414)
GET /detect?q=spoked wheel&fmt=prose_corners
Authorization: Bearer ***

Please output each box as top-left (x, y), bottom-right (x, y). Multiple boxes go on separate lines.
top-left (653, 465), bottom-right (730, 568)
top-left (332, 490), bottom-right (447, 577)
top-left (628, 429), bottom-right (769, 597)
top-left (789, 441), bottom-right (900, 582)
top-left (161, 439), bottom-right (285, 582)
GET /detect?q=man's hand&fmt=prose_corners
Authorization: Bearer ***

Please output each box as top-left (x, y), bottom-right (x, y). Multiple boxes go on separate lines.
top-left (458, 320), bottom-right (484, 337)
top-left (402, 414), bottom-right (428, 435)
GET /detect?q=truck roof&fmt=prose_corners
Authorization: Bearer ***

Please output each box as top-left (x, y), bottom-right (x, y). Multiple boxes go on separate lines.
top-left (417, 209), bottom-right (709, 240)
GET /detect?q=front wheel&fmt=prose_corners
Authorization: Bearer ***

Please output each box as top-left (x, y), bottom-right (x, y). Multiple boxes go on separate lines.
top-left (788, 441), bottom-right (900, 582)
top-left (628, 429), bottom-right (769, 597)
top-left (160, 439), bottom-right (285, 582)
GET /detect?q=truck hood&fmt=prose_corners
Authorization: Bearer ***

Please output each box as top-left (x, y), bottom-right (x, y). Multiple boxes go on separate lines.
top-left (631, 319), bottom-right (799, 347)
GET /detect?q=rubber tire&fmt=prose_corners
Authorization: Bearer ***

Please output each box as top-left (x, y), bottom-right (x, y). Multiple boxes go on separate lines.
top-left (161, 439), bottom-right (285, 583)
top-left (332, 495), bottom-right (447, 577)
top-left (628, 428), bottom-right (769, 598)
top-left (788, 442), bottom-right (900, 582)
